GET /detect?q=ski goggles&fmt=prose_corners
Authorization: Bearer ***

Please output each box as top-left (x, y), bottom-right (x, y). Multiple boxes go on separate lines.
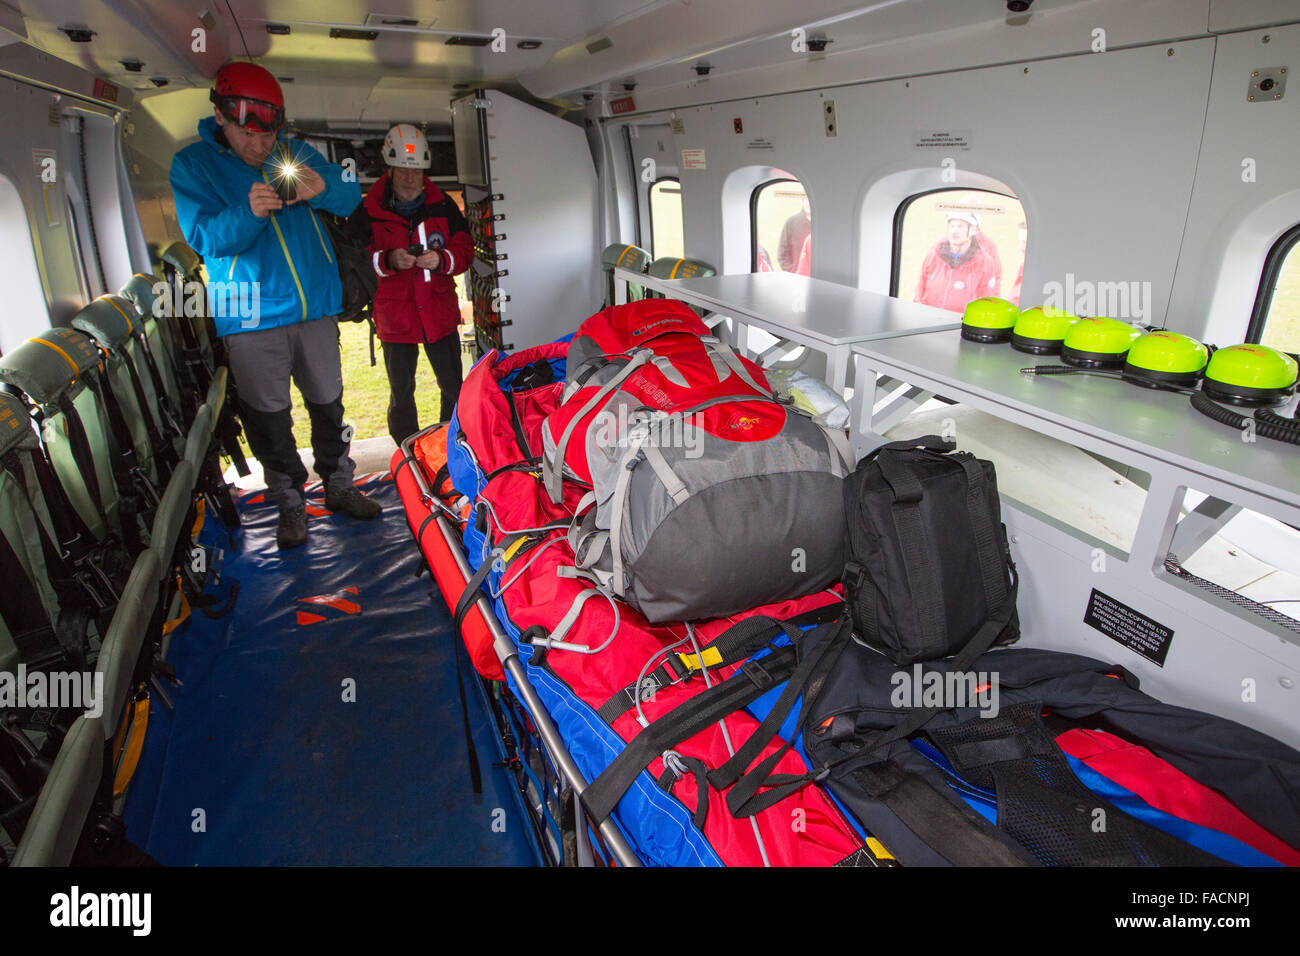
top-left (210, 93), bottom-right (285, 132)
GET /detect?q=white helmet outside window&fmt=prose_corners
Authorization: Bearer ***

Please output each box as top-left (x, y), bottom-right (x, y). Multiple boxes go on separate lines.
top-left (384, 123), bottom-right (431, 169)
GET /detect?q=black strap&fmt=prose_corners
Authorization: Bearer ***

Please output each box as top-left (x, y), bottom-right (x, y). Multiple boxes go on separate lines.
top-left (484, 459), bottom-right (543, 481)
top-left (711, 620), bottom-right (854, 818)
top-left (505, 388), bottom-right (534, 463)
top-left (3, 452), bottom-right (87, 612)
top-left (582, 645), bottom-right (800, 824)
top-left (390, 452), bottom-right (420, 488)
top-left (851, 761), bottom-right (1029, 867)
top-left (594, 605), bottom-right (841, 725)
top-left (0, 528), bottom-right (59, 663)
top-left (56, 392), bottom-right (106, 520)
top-left (656, 755), bottom-right (711, 831)
top-left (596, 659), bottom-right (687, 724)
top-left (131, 327), bottom-right (183, 434)
top-left (27, 437), bottom-right (100, 562)
top-left (84, 370), bottom-right (156, 536)
top-left (114, 348), bottom-right (169, 470)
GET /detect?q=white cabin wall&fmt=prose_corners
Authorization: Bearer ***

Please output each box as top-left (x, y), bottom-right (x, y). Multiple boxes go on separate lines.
top-left (1168, 23), bottom-right (1300, 344)
top-left (608, 39), bottom-right (1215, 329)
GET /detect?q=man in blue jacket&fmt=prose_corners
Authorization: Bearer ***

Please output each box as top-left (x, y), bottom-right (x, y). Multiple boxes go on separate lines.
top-left (170, 62), bottom-right (377, 548)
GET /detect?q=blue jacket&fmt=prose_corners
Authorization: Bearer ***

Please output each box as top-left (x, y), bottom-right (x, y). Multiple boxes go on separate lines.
top-left (169, 117), bottom-right (362, 337)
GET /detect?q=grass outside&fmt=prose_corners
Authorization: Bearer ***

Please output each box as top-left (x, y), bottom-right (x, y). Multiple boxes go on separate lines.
top-left (234, 319), bottom-right (474, 460)
top-left (1264, 253), bottom-right (1300, 354)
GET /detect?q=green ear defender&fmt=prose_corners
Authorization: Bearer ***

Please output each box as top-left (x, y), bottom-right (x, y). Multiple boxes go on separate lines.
top-left (1121, 330), bottom-right (1209, 389)
top-left (1060, 317), bottom-right (1144, 369)
top-left (960, 297), bottom-right (1020, 343)
top-left (1011, 306), bottom-right (1078, 355)
top-left (1201, 344), bottom-right (1299, 406)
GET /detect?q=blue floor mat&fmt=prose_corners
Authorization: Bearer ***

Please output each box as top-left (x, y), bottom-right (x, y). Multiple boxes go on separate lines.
top-left (124, 475), bottom-right (543, 866)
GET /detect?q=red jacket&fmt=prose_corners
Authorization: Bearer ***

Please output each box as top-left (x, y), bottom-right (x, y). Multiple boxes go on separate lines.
top-left (913, 236), bottom-right (1001, 313)
top-left (360, 173), bottom-right (472, 343)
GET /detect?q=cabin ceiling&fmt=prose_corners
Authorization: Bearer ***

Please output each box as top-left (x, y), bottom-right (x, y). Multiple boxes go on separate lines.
top-left (9, 0), bottom-right (1280, 131)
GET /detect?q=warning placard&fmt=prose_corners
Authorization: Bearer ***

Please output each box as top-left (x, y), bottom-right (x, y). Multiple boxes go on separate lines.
top-left (681, 148), bottom-right (706, 169)
top-left (1084, 589), bottom-right (1174, 666)
top-left (913, 129), bottom-right (972, 151)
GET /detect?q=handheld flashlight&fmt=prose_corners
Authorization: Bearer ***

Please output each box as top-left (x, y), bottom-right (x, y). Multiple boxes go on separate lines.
top-left (271, 145), bottom-right (300, 202)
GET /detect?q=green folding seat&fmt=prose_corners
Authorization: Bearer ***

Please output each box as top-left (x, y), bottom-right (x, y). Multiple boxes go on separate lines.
top-left (72, 296), bottom-right (181, 492)
top-left (600, 242), bottom-right (651, 306)
top-left (183, 403), bottom-right (214, 473)
top-left (10, 715), bottom-right (104, 867)
top-left (94, 550), bottom-right (160, 741)
top-left (0, 328), bottom-right (149, 558)
top-left (0, 392), bottom-right (105, 672)
top-left (156, 243), bottom-right (249, 479)
top-left (645, 255), bottom-right (717, 287)
top-left (122, 277), bottom-right (240, 532)
top-left (118, 274), bottom-right (190, 426)
top-left (159, 240), bottom-right (219, 373)
top-left (644, 257), bottom-right (717, 318)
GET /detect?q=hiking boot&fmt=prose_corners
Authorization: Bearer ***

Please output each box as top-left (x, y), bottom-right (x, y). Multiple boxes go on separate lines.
top-left (276, 502), bottom-right (307, 549)
top-left (324, 485), bottom-right (382, 520)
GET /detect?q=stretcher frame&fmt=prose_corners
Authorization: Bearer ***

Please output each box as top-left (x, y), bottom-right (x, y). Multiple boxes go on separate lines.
top-left (399, 429), bottom-right (642, 868)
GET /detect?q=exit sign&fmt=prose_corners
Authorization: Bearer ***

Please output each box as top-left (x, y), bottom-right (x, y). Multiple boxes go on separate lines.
top-left (610, 95), bottom-right (636, 115)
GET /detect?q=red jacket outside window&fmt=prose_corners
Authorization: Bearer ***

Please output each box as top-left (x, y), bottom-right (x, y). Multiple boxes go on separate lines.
top-left (914, 236), bottom-right (1001, 313)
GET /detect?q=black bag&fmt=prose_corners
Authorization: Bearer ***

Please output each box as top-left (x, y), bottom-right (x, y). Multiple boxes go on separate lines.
top-left (842, 435), bottom-right (1019, 666)
top-left (319, 211), bottom-right (377, 323)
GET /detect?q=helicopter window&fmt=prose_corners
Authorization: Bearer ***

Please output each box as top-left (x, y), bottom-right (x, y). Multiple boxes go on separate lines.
top-left (893, 188), bottom-right (1027, 312)
top-left (649, 177), bottom-right (683, 260)
top-left (751, 178), bottom-right (810, 275)
top-left (0, 172), bottom-right (52, 354)
top-left (1247, 225), bottom-right (1300, 354)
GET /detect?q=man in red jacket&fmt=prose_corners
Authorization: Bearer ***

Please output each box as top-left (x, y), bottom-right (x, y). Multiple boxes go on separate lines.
top-left (913, 210), bottom-right (1001, 313)
top-left (357, 123), bottom-right (472, 444)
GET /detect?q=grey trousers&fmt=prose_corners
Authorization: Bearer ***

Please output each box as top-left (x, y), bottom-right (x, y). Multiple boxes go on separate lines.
top-left (223, 318), bottom-right (356, 507)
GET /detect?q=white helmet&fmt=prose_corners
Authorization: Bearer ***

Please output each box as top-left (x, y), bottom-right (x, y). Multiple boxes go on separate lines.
top-left (383, 123), bottom-right (431, 169)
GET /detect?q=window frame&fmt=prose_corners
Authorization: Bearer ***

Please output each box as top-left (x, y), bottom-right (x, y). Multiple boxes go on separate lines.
top-left (1246, 222), bottom-right (1300, 346)
top-left (65, 197), bottom-right (94, 302)
top-left (749, 177), bottom-right (804, 274)
top-left (889, 186), bottom-right (1020, 299)
top-left (647, 175), bottom-right (682, 260)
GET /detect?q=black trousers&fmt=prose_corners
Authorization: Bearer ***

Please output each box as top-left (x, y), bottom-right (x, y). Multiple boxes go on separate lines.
top-left (381, 335), bottom-right (463, 445)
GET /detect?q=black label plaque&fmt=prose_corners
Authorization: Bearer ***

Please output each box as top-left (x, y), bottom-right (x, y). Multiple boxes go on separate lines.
top-left (1084, 589), bottom-right (1174, 666)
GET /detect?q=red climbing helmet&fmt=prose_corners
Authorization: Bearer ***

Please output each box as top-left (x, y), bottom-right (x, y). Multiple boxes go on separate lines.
top-left (210, 62), bottom-right (285, 132)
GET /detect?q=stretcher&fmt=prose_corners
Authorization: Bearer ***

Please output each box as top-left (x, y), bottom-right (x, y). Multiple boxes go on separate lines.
top-left (390, 340), bottom-right (871, 867)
